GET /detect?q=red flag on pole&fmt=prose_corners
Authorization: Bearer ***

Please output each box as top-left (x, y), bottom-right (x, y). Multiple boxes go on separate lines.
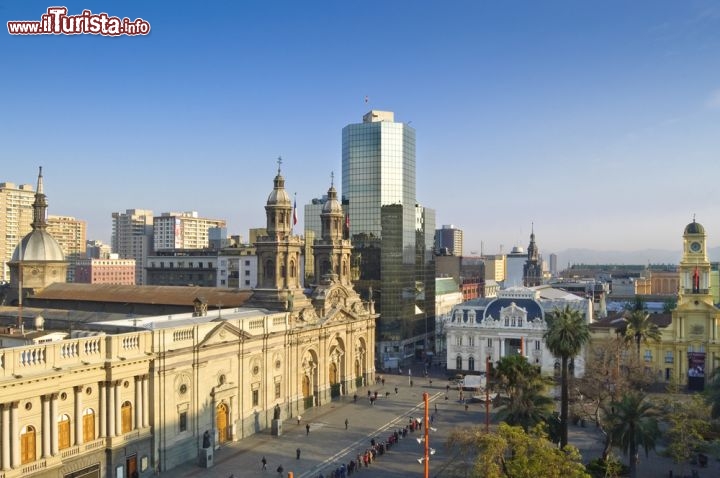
top-left (293, 198), bottom-right (298, 226)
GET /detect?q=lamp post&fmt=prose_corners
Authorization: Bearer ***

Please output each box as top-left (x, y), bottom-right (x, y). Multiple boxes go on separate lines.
top-left (485, 356), bottom-right (491, 433)
top-left (423, 392), bottom-right (429, 478)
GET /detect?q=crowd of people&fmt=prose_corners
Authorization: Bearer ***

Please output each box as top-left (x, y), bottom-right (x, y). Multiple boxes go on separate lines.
top-left (316, 417), bottom-right (424, 478)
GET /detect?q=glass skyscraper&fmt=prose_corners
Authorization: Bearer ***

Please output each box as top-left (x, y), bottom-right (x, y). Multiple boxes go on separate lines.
top-left (342, 111), bottom-right (434, 364)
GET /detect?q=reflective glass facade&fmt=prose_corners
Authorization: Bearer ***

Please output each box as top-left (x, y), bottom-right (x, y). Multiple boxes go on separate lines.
top-left (342, 113), bottom-right (434, 354)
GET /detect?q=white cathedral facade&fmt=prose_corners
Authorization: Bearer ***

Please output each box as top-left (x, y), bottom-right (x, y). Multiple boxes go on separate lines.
top-left (0, 167), bottom-right (376, 477)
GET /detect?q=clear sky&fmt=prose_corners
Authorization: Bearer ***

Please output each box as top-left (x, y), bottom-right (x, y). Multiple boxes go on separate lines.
top-left (2, 0), bottom-right (720, 257)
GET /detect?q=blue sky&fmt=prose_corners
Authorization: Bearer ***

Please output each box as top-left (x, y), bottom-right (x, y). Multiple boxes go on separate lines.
top-left (2, 0), bottom-right (720, 257)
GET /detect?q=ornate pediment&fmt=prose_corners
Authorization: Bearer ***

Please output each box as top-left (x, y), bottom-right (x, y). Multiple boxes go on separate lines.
top-left (197, 321), bottom-right (251, 349)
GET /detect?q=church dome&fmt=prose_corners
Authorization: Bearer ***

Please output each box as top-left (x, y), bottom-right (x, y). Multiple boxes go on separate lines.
top-left (322, 185), bottom-right (342, 214)
top-left (266, 171), bottom-right (291, 206)
top-left (11, 230), bottom-right (66, 262)
top-left (685, 220), bottom-right (705, 235)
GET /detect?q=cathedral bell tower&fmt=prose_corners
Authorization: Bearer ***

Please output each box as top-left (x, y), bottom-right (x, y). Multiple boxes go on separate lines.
top-left (523, 224), bottom-right (542, 287)
top-left (313, 175), bottom-right (353, 286)
top-left (678, 217), bottom-right (712, 302)
top-left (247, 159), bottom-right (310, 311)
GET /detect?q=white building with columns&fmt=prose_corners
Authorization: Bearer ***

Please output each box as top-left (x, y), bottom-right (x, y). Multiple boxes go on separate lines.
top-left (0, 167), bottom-right (376, 478)
top-left (444, 286), bottom-right (590, 376)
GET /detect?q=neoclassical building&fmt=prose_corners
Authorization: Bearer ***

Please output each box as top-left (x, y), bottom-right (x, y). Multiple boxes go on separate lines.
top-left (0, 167), bottom-right (376, 477)
top-left (445, 286), bottom-right (591, 376)
top-left (591, 218), bottom-right (720, 390)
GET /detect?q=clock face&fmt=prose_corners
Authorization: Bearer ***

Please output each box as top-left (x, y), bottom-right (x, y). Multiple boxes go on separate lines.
top-left (690, 241), bottom-right (702, 253)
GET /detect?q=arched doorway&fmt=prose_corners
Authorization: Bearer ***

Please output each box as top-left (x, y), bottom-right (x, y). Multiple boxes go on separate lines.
top-left (20, 425), bottom-right (36, 464)
top-left (121, 401), bottom-right (132, 433)
top-left (58, 414), bottom-right (71, 450)
top-left (216, 402), bottom-right (229, 443)
top-left (302, 375), bottom-right (313, 409)
top-left (329, 362), bottom-right (340, 398)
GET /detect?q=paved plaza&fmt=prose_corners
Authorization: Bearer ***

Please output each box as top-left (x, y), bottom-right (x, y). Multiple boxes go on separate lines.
top-left (169, 364), bottom-right (720, 478)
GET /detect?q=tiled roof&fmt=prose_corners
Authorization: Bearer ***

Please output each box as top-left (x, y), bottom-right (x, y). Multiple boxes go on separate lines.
top-left (31, 283), bottom-right (252, 307)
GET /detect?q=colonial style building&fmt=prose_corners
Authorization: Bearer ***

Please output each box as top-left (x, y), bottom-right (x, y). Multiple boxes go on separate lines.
top-left (0, 166), bottom-right (377, 478)
top-left (444, 286), bottom-right (590, 376)
top-left (590, 219), bottom-right (720, 391)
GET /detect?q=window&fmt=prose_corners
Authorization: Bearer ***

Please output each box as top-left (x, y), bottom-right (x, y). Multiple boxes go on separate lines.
top-left (179, 411), bottom-right (188, 432)
top-left (245, 280), bottom-right (250, 286)
top-left (252, 390), bottom-right (259, 407)
top-left (245, 270), bottom-right (250, 276)
top-left (468, 357), bottom-right (475, 371)
top-left (83, 409), bottom-right (95, 442)
top-left (644, 350), bottom-right (652, 362)
top-left (245, 260), bottom-right (250, 266)
top-left (121, 401), bottom-right (132, 433)
top-left (535, 340), bottom-right (541, 351)
top-left (456, 356), bottom-right (462, 370)
top-left (468, 337), bottom-right (475, 347)
top-left (456, 336), bottom-right (463, 346)
top-left (20, 425), bottom-right (36, 464)
top-left (504, 318), bottom-right (509, 326)
top-left (275, 382), bottom-right (281, 399)
top-left (58, 414), bottom-right (71, 450)
top-left (487, 338), bottom-right (493, 348)
top-left (664, 351), bottom-right (673, 364)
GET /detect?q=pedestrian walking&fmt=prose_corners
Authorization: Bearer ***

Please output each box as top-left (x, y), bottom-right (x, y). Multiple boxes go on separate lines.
top-left (410, 379), bottom-right (413, 387)
top-left (306, 423), bottom-right (311, 435)
top-left (297, 448), bottom-right (301, 459)
top-left (394, 386), bottom-right (398, 394)
top-left (277, 465), bottom-right (284, 476)
top-left (261, 456), bottom-right (267, 470)
top-left (345, 418), bottom-right (349, 429)
top-left (434, 403), bottom-right (438, 413)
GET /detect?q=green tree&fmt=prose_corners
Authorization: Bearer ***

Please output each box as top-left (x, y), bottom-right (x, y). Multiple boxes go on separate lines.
top-left (493, 355), bottom-right (554, 432)
top-left (544, 305), bottom-right (591, 448)
top-left (607, 391), bottom-right (660, 478)
top-left (660, 394), bottom-right (710, 477)
top-left (445, 423), bottom-right (591, 478)
top-left (705, 367), bottom-right (720, 418)
top-left (623, 310), bottom-right (661, 360)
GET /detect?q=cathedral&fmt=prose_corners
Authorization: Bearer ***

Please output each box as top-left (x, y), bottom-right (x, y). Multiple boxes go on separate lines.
top-left (0, 167), bottom-right (376, 477)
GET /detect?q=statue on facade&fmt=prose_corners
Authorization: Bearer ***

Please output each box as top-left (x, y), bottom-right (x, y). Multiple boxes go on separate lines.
top-left (287, 290), bottom-right (294, 311)
top-left (273, 403), bottom-right (281, 420)
top-left (202, 430), bottom-right (211, 448)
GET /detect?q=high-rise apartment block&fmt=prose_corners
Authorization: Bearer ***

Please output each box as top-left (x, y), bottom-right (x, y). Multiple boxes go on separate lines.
top-left (111, 209), bottom-right (153, 285)
top-left (86, 239), bottom-right (112, 259)
top-left (47, 215), bottom-right (87, 282)
top-left (342, 110), bottom-right (435, 361)
top-left (153, 211), bottom-right (226, 251)
top-left (0, 181), bottom-right (35, 282)
top-left (435, 224), bottom-right (463, 256)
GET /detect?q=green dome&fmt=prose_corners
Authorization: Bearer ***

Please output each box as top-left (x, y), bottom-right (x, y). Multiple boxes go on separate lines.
top-left (685, 220), bottom-right (705, 235)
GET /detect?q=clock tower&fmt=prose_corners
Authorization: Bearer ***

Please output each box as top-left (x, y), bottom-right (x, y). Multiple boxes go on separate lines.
top-left (678, 217), bottom-right (711, 302)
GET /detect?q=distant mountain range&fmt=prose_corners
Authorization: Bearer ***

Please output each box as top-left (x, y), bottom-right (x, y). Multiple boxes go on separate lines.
top-left (551, 247), bottom-right (720, 269)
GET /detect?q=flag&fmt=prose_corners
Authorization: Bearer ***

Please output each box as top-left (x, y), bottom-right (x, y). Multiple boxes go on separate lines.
top-left (293, 198), bottom-right (298, 226)
top-left (345, 213), bottom-right (350, 229)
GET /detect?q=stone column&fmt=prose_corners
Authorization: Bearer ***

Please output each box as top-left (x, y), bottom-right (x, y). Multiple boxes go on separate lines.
top-left (114, 382), bottom-right (122, 436)
top-left (10, 402), bottom-right (19, 469)
top-left (106, 382), bottom-right (115, 437)
top-left (99, 382), bottom-right (107, 438)
top-left (141, 375), bottom-right (149, 428)
top-left (1, 404), bottom-right (10, 470)
top-left (74, 386), bottom-right (83, 445)
top-left (134, 376), bottom-right (142, 431)
top-left (50, 393), bottom-right (59, 455)
top-left (42, 395), bottom-right (51, 458)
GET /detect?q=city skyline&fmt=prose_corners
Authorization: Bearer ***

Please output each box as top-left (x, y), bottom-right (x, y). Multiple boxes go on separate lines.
top-left (3, 0), bottom-right (720, 255)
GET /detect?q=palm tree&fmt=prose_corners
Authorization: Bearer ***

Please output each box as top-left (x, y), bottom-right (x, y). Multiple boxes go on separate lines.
top-left (493, 355), bottom-right (554, 431)
top-left (623, 310), bottom-right (661, 360)
top-left (607, 391), bottom-right (660, 478)
top-left (544, 305), bottom-right (591, 448)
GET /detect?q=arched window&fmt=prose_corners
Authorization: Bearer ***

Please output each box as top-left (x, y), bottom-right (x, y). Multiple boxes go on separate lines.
top-left (121, 401), bottom-right (133, 433)
top-left (58, 414), bottom-right (71, 450)
top-left (456, 355), bottom-right (463, 371)
top-left (20, 425), bottom-right (36, 464)
top-left (290, 261), bottom-right (296, 277)
top-left (83, 408), bottom-right (95, 442)
top-left (264, 260), bottom-right (274, 279)
top-left (468, 357), bottom-right (475, 371)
